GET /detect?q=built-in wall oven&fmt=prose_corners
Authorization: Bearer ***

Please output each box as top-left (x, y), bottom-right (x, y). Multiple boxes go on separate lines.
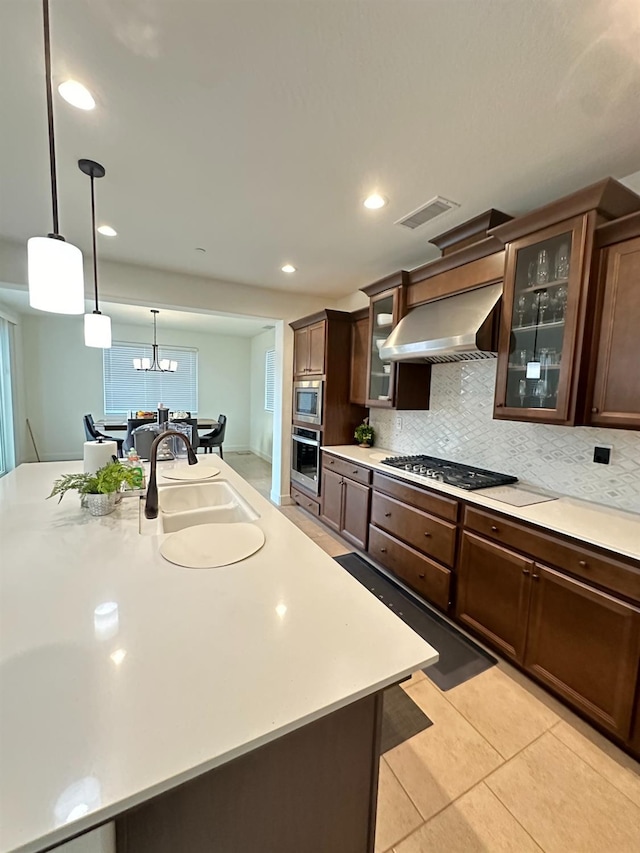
top-left (291, 426), bottom-right (321, 494)
top-left (293, 379), bottom-right (323, 426)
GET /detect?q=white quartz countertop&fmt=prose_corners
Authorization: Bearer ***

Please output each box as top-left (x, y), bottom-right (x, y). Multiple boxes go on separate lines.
top-left (323, 445), bottom-right (640, 563)
top-left (0, 460), bottom-right (438, 853)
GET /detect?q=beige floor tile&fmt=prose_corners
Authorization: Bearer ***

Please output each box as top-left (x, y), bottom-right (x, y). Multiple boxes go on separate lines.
top-left (495, 658), bottom-right (575, 721)
top-left (485, 731), bottom-right (640, 853)
top-left (375, 758), bottom-right (423, 853)
top-left (385, 678), bottom-right (503, 821)
top-left (552, 719), bottom-right (640, 809)
top-left (393, 782), bottom-right (542, 853)
top-left (313, 533), bottom-right (351, 557)
top-left (444, 666), bottom-right (559, 759)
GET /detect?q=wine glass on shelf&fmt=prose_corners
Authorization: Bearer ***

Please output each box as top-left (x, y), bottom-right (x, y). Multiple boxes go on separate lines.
top-left (536, 249), bottom-right (549, 284)
top-left (538, 290), bottom-right (550, 324)
top-left (527, 260), bottom-right (537, 288)
top-left (518, 379), bottom-right (528, 407)
top-left (556, 285), bottom-right (568, 321)
top-left (555, 243), bottom-right (570, 280)
top-left (517, 295), bottom-right (527, 326)
top-left (533, 379), bottom-right (548, 407)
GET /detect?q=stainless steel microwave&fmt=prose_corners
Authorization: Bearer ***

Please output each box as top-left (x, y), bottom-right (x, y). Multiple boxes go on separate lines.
top-left (293, 379), bottom-right (323, 426)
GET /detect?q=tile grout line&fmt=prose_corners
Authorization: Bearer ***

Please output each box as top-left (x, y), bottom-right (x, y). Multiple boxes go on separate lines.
top-left (546, 727), bottom-right (640, 813)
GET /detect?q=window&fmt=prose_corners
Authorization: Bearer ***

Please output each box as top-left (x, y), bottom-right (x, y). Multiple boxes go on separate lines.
top-left (0, 316), bottom-right (16, 477)
top-left (103, 342), bottom-right (198, 416)
top-left (264, 349), bottom-right (275, 412)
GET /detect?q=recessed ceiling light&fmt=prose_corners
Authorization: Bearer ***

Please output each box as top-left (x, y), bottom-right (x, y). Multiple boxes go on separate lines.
top-left (58, 80), bottom-right (95, 111)
top-left (97, 225), bottom-right (117, 237)
top-left (281, 264), bottom-right (296, 273)
top-left (364, 193), bottom-right (387, 210)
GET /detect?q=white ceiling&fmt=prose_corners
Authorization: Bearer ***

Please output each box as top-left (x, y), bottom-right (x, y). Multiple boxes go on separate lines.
top-left (1, 0), bottom-right (640, 298)
top-left (0, 286), bottom-right (273, 336)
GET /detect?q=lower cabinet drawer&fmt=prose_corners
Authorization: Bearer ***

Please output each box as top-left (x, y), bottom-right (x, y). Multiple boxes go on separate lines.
top-left (291, 486), bottom-right (320, 516)
top-left (322, 453), bottom-right (372, 486)
top-left (368, 526), bottom-right (452, 611)
top-left (371, 492), bottom-right (457, 567)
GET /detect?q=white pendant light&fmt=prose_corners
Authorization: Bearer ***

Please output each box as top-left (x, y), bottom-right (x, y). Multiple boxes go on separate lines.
top-left (79, 159), bottom-right (112, 348)
top-left (28, 0), bottom-right (84, 315)
top-left (133, 310), bottom-right (177, 372)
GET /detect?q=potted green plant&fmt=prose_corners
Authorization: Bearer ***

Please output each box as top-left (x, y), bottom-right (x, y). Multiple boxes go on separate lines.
top-left (48, 460), bottom-right (140, 516)
top-left (354, 419), bottom-right (374, 448)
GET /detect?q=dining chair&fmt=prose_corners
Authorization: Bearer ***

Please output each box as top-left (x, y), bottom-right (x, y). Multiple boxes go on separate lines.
top-left (83, 414), bottom-right (125, 458)
top-left (199, 414), bottom-right (227, 458)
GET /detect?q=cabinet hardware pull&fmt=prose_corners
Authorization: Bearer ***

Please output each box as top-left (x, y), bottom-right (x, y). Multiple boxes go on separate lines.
top-left (424, 532), bottom-right (431, 538)
top-left (578, 560), bottom-right (587, 568)
top-left (591, 407), bottom-right (599, 414)
top-left (380, 548), bottom-right (387, 553)
top-left (522, 568), bottom-right (530, 575)
top-left (384, 512), bottom-right (391, 517)
top-left (490, 525), bottom-right (498, 532)
top-left (329, 459), bottom-right (334, 464)
top-left (418, 573), bottom-right (425, 579)
top-left (352, 469), bottom-right (358, 474)
top-left (496, 403), bottom-right (503, 408)
top-left (532, 573), bottom-right (540, 580)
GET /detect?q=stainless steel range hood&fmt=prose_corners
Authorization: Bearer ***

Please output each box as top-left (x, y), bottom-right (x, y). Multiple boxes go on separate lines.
top-left (379, 282), bottom-right (502, 364)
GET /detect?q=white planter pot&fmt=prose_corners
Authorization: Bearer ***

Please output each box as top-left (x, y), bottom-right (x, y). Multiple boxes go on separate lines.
top-left (86, 492), bottom-right (117, 516)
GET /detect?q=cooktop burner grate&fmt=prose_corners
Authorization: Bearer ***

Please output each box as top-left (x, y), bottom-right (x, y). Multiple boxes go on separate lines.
top-left (381, 455), bottom-right (518, 490)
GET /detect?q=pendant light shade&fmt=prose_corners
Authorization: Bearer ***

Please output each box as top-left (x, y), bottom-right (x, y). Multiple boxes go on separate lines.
top-left (84, 311), bottom-right (112, 348)
top-left (79, 158), bottom-right (111, 348)
top-left (28, 0), bottom-right (84, 315)
top-left (28, 237), bottom-right (85, 313)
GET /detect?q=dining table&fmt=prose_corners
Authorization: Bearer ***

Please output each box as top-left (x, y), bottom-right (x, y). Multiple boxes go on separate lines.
top-left (95, 418), bottom-right (218, 431)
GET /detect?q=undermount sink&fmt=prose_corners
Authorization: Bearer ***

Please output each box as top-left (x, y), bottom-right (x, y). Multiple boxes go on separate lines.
top-left (139, 480), bottom-right (260, 535)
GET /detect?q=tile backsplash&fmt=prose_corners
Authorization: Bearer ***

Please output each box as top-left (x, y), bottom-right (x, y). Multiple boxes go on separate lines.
top-left (370, 361), bottom-right (640, 514)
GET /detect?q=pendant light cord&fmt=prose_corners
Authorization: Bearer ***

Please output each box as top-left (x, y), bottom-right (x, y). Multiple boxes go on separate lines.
top-left (42, 0), bottom-right (60, 237)
top-left (90, 173), bottom-right (99, 311)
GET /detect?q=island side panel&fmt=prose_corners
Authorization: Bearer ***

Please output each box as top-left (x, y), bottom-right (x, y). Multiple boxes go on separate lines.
top-left (116, 692), bottom-right (384, 853)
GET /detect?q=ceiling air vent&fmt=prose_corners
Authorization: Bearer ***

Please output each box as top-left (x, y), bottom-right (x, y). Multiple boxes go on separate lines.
top-left (395, 196), bottom-right (460, 230)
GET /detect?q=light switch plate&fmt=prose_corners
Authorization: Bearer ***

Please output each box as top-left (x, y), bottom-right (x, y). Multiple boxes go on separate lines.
top-left (593, 445), bottom-right (612, 465)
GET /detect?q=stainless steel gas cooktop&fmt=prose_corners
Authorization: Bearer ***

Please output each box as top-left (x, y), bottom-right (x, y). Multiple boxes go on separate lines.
top-left (381, 454), bottom-right (518, 491)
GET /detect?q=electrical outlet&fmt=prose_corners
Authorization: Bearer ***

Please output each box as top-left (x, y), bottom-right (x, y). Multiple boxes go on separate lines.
top-left (395, 416), bottom-right (403, 432)
top-left (593, 445), bottom-right (612, 465)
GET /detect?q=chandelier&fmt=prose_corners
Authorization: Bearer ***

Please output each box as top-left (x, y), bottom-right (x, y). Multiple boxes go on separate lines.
top-left (133, 310), bottom-right (177, 372)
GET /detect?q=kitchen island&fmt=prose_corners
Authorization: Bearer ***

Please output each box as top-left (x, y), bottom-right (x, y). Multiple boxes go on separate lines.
top-left (0, 460), bottom-right (438, 853)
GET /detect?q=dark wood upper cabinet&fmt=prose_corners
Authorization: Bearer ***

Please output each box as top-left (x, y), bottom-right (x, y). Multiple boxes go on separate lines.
top-left (524, 565), bottom-right (640, 739)
top-left (490, 178), bottom-right (640, 426)
top-left (494, 214), bottom-right (592, 425)
top-left (293, 321), bottom-right (326, 377)
top-left (349, 309), bottom-right (369, 406)
top-left (456, 532), bottom-right (532, 663)
top-left (360, 272), bottom-right (431, 410)
top-left (588, 230), bottom-right (640, 430)
top-left (307, 321), bottom-right (326, 375)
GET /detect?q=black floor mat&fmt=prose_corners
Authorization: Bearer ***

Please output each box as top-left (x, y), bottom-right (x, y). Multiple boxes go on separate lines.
top-left (381, 684), bottom-right (432, 753)
top-left (335, 552), bottom-right (496, 691)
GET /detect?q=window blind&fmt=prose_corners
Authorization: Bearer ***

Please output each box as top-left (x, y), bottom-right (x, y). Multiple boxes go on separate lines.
top-left (264, 349), bottom-right (275, 412)
top-left (103, 342), bottom-right (198, 416)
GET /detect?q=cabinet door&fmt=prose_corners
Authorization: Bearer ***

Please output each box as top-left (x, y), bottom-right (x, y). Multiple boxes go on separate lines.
top-left (366, 289), bottom-right (398, 407)
top-left (350, 316), bottom-right (369, 405)
top-left (341, 478), bottom-right (370, 550)
top-left (590, 235), bottom-right (640, 429)
top-left (293, 327), bottom-right (309, 377)
top-left (307, 321), bottom-right (326, 375)
top-left (456, 532), bottom-right (532, 663)
top-left (525, 565), bottom-right (640, 739)
top-left (320, 468), bottom-right (343, 533)
top-left (494, 214), bottom-right (589, 424)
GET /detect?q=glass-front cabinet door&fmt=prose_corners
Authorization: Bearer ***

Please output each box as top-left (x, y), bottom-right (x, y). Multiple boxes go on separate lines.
top-left (495, 215), bottom-right (588, 424)
top-left (366, 289), bottom-right (398, 407)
